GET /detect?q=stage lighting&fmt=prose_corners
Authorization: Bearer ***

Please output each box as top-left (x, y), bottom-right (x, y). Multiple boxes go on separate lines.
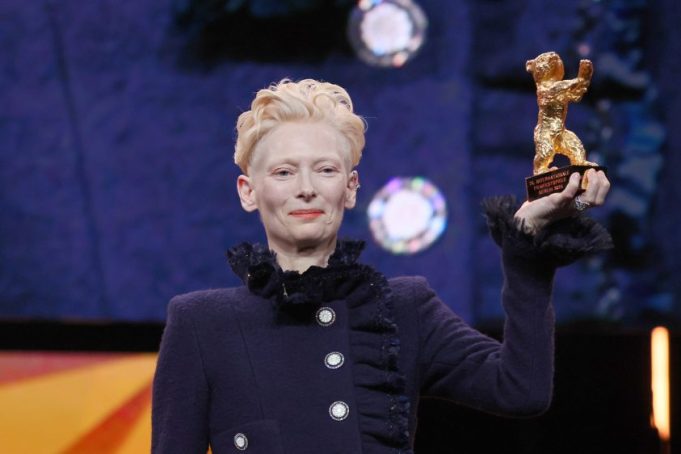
top-left (368, 177), bottom-right (447, 254)
top-left (651, 326), bottom-right (671, 449)
top-left (347, 0), bottom-right (428, 68)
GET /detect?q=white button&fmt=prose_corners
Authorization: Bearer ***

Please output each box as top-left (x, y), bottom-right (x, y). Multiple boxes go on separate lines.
top-left (316, 307), bottom-right (336, 326)
top-left (234, 432), bottom-right (248, 450)
top-left (329, 401), bottom-right (349, 421)
top-left (324, 352), bottom-right (344, 369)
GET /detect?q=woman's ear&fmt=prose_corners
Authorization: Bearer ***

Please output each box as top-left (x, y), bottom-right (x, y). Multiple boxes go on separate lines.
top-left (344, 170), bottom-right (359, 209)
top-left (237, 175), bottom-right (258, 212)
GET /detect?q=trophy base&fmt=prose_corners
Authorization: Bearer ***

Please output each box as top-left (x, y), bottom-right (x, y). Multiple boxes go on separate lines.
top-left (525, 165), bottom-right (607, 201)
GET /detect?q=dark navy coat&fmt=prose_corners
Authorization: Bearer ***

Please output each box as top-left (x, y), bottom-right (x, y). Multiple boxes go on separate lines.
top-left (152, 198), bottom-right (612, 454)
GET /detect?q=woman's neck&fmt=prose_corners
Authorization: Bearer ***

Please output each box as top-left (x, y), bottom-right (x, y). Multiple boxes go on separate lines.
top-left (270, 238), bottom-right (337, 273)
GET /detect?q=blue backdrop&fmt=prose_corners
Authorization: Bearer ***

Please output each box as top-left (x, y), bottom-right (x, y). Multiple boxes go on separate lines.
top-left (1, 0), bottom-right (679, 325)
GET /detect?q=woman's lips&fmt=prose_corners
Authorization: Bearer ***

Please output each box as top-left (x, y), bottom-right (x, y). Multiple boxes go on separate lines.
top-left (289, 209), bottom-right (324, 219)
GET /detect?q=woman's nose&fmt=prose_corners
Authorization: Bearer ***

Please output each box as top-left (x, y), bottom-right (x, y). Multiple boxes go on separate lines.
top-left (296, 171), bottom-right (316, 200)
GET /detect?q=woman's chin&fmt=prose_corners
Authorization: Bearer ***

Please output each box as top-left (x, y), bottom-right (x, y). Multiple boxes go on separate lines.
top-left (289, 230), bottom-right (337, 249)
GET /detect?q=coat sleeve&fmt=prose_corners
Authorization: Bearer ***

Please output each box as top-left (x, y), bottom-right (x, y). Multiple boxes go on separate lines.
top-left (418, 196), bottom-right (612, 417)
top-left (152, 296), bottom-right (210, 453)
top-left (417, 260), bottom-right (555, 417)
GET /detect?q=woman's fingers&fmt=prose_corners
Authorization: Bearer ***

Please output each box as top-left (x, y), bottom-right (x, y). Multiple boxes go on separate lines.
top-left (560, 172), bottom-right (583, 203)
top-left (592, 170), bottom-right (610, 205)
top-left (517, 169), bottom-right (609, 228)
top-left (541, 172), bottom-right (583, 217)
top-left (578, 169), bottom-right (610, 207)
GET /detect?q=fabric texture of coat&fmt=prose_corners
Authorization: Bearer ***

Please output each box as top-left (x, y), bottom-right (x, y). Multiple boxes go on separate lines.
top-left (152, 196), bottom-right (612, 454)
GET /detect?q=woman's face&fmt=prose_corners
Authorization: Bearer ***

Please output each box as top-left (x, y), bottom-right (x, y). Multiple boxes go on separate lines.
top-left (237, 121), bottom-right (358, 254)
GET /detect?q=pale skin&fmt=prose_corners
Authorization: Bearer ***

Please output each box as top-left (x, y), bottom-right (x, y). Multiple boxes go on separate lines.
top-left (237, 121), bottom-right (610, 272)
top-left (237, 121), bottom-right (359, 272)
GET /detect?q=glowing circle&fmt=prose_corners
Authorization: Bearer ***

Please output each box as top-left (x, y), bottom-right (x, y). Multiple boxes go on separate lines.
top-left (367, 177), bottom-right (447, 254)
top-left (348, 0), bottom-right (428, 68)
top-left (361, 3), bottom-right (413, 55)
top-left (383, 190), bottom-right (433, 239)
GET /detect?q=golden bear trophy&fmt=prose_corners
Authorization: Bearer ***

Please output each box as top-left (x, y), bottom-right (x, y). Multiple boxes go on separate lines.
top-left (525, 51), bottom-right (606, 200)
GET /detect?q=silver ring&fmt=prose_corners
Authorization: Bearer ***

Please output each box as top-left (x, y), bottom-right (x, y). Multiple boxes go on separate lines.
top-left (574, 196), bottom-right (591, 212)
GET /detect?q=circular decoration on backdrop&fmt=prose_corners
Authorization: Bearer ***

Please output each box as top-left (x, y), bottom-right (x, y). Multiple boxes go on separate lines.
top-left (368, 176), bottom-right (447, 254)
top-left (347, 0), bottom-right (428, 68)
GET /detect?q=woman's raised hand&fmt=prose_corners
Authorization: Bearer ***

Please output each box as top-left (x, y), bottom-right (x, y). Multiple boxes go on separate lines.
top-left (514, 169), bottom-right (610, 234)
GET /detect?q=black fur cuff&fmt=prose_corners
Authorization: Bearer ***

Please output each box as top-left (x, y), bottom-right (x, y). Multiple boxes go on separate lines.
top-left (482, 195), bottom-right (614, 267)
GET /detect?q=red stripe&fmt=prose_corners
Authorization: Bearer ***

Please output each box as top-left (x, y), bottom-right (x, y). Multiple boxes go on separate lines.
top-left (61, 383), bottom-right (152, 453)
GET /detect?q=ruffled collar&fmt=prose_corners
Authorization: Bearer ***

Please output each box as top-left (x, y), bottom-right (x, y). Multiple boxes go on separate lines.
top-left (226, 240), bottom-right (367, 306)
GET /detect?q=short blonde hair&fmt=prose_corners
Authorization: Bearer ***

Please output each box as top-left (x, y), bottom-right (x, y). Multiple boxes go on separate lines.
top-left (234, 79), bottom-right (366, 173)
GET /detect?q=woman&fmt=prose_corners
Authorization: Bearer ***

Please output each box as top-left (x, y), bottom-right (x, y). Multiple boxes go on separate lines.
top-left (152, 79), bottom-right (611, 453)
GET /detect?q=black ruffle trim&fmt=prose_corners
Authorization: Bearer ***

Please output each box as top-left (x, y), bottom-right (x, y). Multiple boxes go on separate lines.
top-left (344, 263), bottom-right (412, 452)
top-left (226, 240), bottom-right (366, 305)
top-left (482, 195), bottom-right (613, 267)
top-left (225, 240), bottom-right (412, 452)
